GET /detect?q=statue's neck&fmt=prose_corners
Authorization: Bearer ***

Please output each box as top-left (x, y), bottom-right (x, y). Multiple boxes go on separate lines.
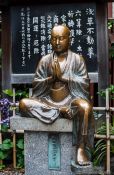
top-left (54, 51), bottom-right (68, 62)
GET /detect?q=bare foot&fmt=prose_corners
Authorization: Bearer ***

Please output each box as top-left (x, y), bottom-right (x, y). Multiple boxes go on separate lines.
top-left (76, 147), bottom-right (91, 166)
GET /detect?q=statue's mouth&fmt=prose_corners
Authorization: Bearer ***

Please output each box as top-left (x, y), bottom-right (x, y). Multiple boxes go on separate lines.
top-left (56, 45), bottom-right (61, 49)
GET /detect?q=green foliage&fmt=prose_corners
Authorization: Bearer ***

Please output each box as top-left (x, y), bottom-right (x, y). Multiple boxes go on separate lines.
top-left (0, 163), bottom-right (5, 170)
top-left (0, 88), bottom-right (27, 169)
top-left (93, 86), bottom-right (114, 166)
top-left (97, 89), bottom-right (106, 99)
top-left (93, 122), bottom-right (114, 166)
top-left (16, 138), bottom-right (24, 168)
top-left (1, 124), bottom-right (9, 132)
top-left (96, 122), bottom-right (107, 135)
top-left (93, 139), bottom-right (106, 166)
top-left (109, 47), bottom-right (114, 59)
top-left (0, 102), bottom-right (12, 169)
top-left (3, 89), bottom-right (13, 97)
top-left (3, 89), bottom-right (29, 100)
top-left (17, 138), bottom-right (24, 150)
top-left (108, 20), bottom-right (114, 30)
top-left (93, 121), bottom-right (106, 166)
top-left (0, 139), bottom-right (13, 162)
top-left (0, 139), bottom-right (13, 150)
top-left (97, 84), bottom-right (114, 99)
top-left (108, 20), bottom-right (114, 59)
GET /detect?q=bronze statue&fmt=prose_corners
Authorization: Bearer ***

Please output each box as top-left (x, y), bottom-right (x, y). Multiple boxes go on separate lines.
top-left (19, 25), bottom-right (94, 166)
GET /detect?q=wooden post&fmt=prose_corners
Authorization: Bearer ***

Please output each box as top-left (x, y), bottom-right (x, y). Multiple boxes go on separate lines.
top-left (106, 89), bottom-right (110, 175)
top-left (96, 2), bottom-right (109, 106)
top-left (12, 88), bottom-right (16, 168)
top-left (13, 131), bottom-right (16, 169)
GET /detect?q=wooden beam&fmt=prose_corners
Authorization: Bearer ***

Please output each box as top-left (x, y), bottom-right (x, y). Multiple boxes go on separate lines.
top-left (96, 2), bottom-right (109, 106)
top-left (0, 0), bottom-right (112, 6)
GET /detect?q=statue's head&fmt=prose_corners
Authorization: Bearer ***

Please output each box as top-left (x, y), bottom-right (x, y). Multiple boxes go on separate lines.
top-left (51, 25), bottom-right (70, 54)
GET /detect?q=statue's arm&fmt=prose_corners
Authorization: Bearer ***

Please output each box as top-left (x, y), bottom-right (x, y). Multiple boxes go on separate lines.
top-left (58, 55), bottom-right (89, 83)
top-left (32, 58), bottom-right (55, 89)
top-left (70, 55), bottom-right (90, 100)
top-left (71, 55), bottom-right (89, 81)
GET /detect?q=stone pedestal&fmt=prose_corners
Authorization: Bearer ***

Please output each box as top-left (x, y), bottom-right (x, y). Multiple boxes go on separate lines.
top-left (10, 116), bottom-right (75, 175)
top-left (10, 116), bottom-right (104, 175)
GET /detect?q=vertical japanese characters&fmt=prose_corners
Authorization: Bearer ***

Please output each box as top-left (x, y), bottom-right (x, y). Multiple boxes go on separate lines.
top-left (17, 5), bottom-right (96, 72)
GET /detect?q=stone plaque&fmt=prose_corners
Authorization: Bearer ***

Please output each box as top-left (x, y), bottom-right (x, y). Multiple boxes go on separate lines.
top-left (48, 133), bottom-right (61, 170)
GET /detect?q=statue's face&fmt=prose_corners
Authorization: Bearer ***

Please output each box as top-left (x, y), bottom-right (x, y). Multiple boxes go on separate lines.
top-left (51, 26), bottom-right (70, 54)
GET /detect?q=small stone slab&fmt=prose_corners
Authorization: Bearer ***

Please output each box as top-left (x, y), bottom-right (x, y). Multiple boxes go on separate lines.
top-left (71, 160), bottom-right (104, 175)
top-left (10, 116), bottom-right (72, 132)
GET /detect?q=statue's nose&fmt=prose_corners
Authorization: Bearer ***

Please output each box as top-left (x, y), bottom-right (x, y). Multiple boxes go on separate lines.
top-left (56, 38), bottom-right (60, 44)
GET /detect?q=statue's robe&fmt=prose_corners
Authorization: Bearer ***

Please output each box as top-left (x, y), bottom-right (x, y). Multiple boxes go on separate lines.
top-left (19, 49), bottom-right (94, 147)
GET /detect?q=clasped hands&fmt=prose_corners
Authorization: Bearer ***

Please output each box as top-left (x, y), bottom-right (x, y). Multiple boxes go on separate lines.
top-left (46, 57), bottom-right (61, 83)
top-left (52, 57), bottom-right (62, 80)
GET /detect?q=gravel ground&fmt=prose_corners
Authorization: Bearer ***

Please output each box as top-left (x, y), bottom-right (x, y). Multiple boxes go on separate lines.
top-left (0, 172), bottom-right (24, 175)
top-left (0, 168), bottom-right (24, 175)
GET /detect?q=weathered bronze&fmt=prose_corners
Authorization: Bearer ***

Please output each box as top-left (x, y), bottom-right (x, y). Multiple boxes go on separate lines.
top-left (19, 25), bottom-right (94, 166)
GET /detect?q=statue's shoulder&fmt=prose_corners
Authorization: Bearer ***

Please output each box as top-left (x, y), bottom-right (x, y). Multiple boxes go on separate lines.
top-left (40, 53), bottom-right (52, 62)
top-left (70, 50), bottom-right (84, 62)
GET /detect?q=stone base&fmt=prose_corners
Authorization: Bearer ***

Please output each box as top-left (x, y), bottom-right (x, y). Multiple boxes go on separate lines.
top-left (10, 116), bottom-right (104, 175)
top-left (71, 161), bottom-right (104, 175)
top-left (10, 116), bottom-right (75, 175)
top-left (24, 132), bottom-right (75, 175)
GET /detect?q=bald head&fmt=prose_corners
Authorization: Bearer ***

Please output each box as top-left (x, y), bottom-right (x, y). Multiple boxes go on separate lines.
top-left (51, 25), bottom-right (70, 37)
top-left (51, 25), bottom-right (70, 54)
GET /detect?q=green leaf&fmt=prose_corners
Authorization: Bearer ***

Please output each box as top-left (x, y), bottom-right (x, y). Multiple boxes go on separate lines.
top-left (17, 139), bottom-right (24, 149)
top-left (0, 164), bottom-right (5, 170)
top-left (96, 123), bottom-right (106, 134)
top-left (94, 150), bottom-right (106, 166)
top-left (22, 150), bottom-right (24, 155)
top-left (0, 144), bottom-right (3, 149)
top-left (2, 139), bottom-right (13, 149)
top-left (95, 139), bottom-right (105, 148)
top-left (98, 150), bottom-right (106, 162)
top-left (0, 151), bottom-right (8, 159)
top-left (3, 89), bottom-right (13, 97)
top-left (1, 124), bottom-right (9, 132)
top-left (2, 143), bottom-right (13, 150)
top-left (94, 143), bottom-right (105, 155)
top-left (16, 90), bottom-right (29, 98)
top-left (93, 139), bottom-right (106, 157)
top-left (3, 139), bottom-right (12, 144)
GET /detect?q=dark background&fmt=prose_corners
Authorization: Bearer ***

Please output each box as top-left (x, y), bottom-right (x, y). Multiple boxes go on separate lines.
top-left (11, 3), bottom-right (97, 74)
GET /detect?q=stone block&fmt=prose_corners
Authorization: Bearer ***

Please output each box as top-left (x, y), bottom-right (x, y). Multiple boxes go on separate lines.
top-left (10, 116), bottom-right (104, 175)
top-left (10, 116), bottom-right (72, 132)
top-left (10, 116), bottom-right (75, 175)
top-left (24, 132), bottom-right (75, 175)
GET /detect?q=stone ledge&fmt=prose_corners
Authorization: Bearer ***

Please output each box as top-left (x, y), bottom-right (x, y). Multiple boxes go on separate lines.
top-left (10, 116), bottom-right (72, 132)
top-left (71, 161), bottom-right (104, 175)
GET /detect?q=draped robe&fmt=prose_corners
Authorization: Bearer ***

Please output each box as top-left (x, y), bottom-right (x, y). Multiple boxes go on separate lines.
top-left (19, 49), bottom-right (94, 147)
top-left (28, 50), bottom-right (89, 121)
